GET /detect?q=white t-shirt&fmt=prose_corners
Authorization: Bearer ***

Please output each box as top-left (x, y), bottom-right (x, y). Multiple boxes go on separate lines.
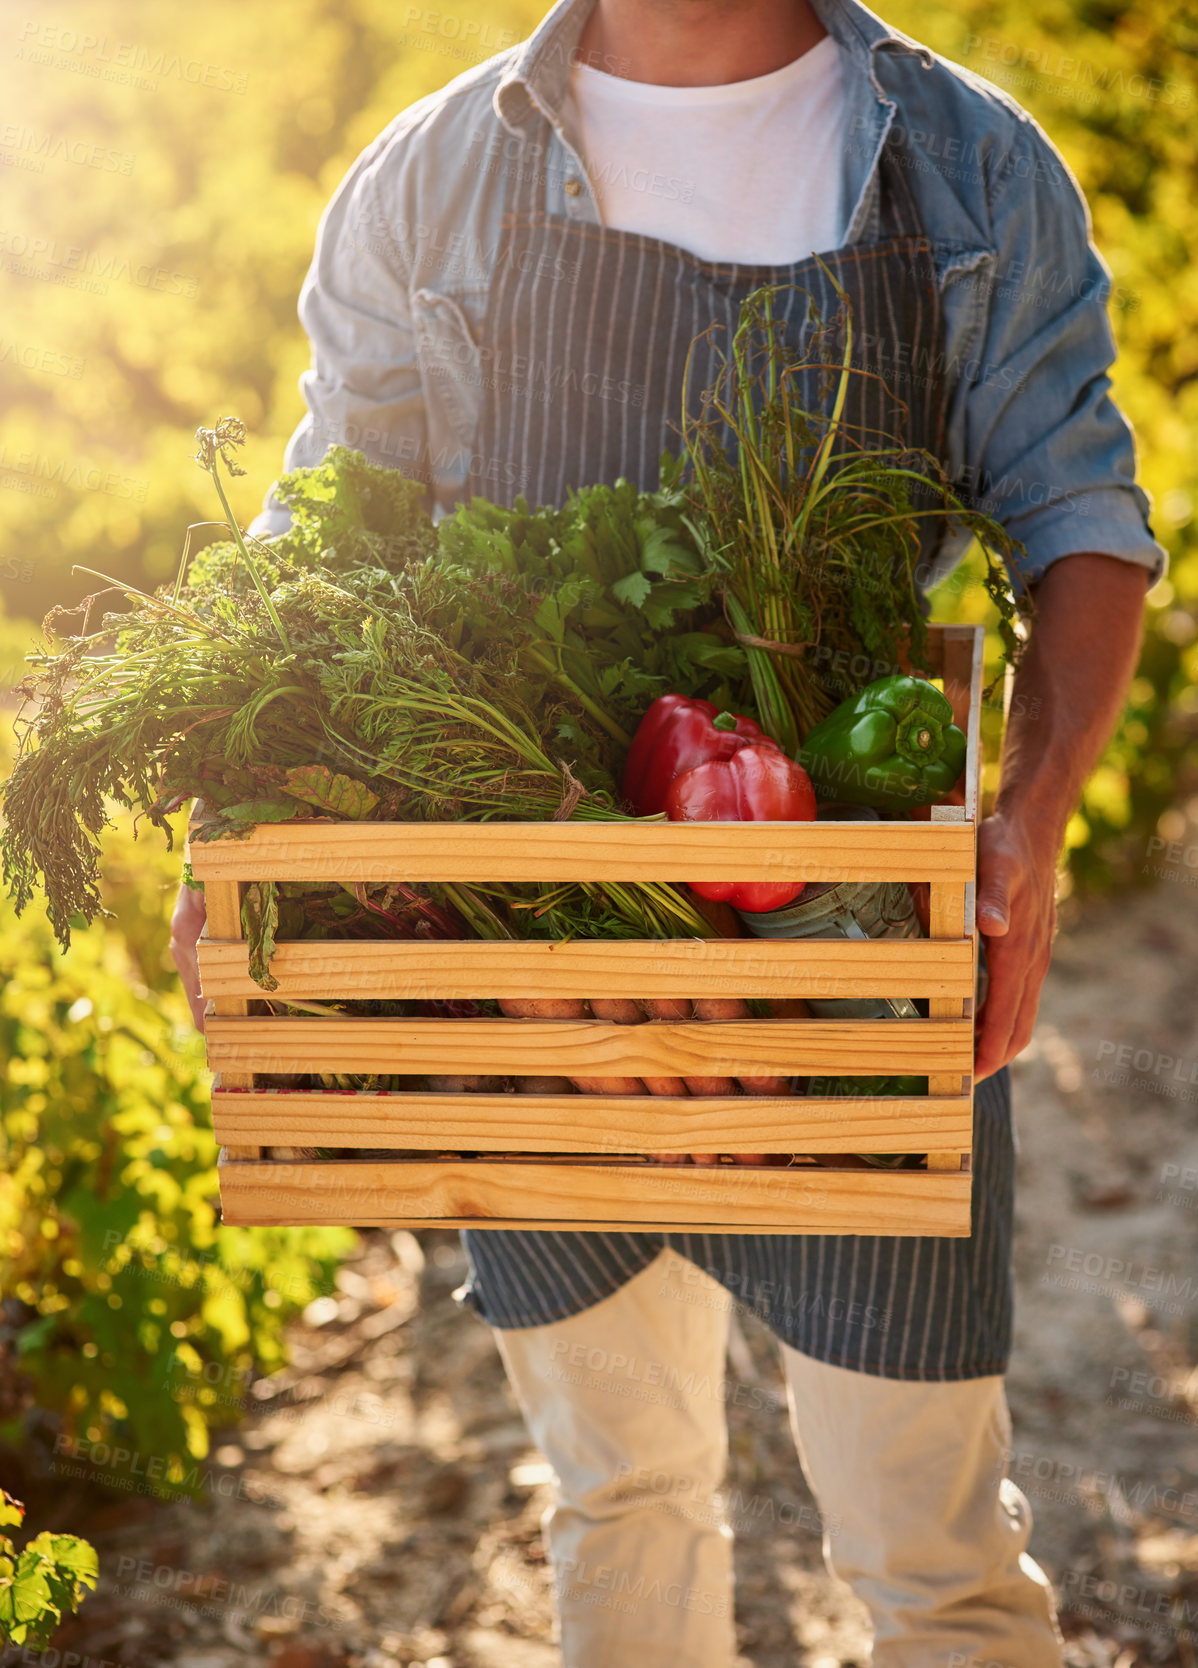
top-left (562, 35), bottom-right (847, 266)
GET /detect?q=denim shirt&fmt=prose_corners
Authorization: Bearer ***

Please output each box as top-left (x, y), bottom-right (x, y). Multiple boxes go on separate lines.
top-left (247, 0), bottom-right (1166, 589)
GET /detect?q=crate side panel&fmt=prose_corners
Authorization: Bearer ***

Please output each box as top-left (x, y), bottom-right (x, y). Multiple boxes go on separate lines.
top-left (204, 1016), bottom-right (975, 1077)
top-left (210, 1089), bottom-right (974, 1153)
top-left (197, 935), bottom-right (976, 1002)
top-left (187, 819), bottom-right (974, 885)
top-left (217, 1157), bottom-right (973, 1234)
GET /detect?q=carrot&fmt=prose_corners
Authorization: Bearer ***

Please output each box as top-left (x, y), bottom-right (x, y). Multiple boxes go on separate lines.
top-left (587, 997), bottom-right (642, 1023)
top-left (693, 997), bottom-right (790, 1091)
top-left (642, 997), bottom-right (692, 1020)
top-left (584, 995), bottom-right (689, 1161)
top-left (640, 997), bottom-right (729, 1093)
top-left (568, 1075), bottom-right (648, 1095)
top-left (498, 996), bottom-right (647, 1098)
top-left (689, 996), bottom-right (778, 1164)
top-left (691, 997), bottom-right (749, 1021)
top-left (769, 997), bottom-right (813, 1019)
top-left (740, 1001), bottom-right (801, 1151)
top-left (640, 994), bottom-right (736, 1161)
top-left (680, 998), bottom-right (742, 1096)
top-left (589, 998), bottom-right (689, 1097)
top-left (498, 997), bottom-right (591, 1020)
top-left (427, 1074), bottom-right (506, 1093)
top-left (637, 999), bottom-right (693, 1102)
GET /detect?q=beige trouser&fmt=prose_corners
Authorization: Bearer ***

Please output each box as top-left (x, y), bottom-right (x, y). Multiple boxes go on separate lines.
top-left (492, 1248), bottom-right (1062, 1668)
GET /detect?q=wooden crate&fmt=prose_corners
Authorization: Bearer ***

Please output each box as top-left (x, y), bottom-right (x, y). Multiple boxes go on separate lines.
top-left (192, 624), bottom-right (983, 1235)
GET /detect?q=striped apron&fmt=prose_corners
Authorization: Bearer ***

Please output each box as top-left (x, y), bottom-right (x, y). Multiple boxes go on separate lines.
top-left (456, 124), bottom-right (1014, 1382)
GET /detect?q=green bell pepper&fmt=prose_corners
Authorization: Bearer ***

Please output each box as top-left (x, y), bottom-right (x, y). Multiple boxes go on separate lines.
top-left (797, 673), bottom-right (967, 813)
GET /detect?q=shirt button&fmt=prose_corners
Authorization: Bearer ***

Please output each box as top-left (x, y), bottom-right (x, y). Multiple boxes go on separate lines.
top-left (564, 177), bottom-right (583, 197)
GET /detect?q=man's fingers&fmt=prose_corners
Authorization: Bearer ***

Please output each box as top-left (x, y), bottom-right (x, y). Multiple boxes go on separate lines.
top-left (977, 873), bottom-right (1012, 935)
top-left (1008, 950), bottom-right (1051, 1063)
top-left (170, 880), bottom-right (210, 1034)
top-left (975, 934), bottom-right (1051, 1080)
top-left (974, 935), bottom-right (1022, 1081)
top-left (974, 847), bottom-right (1021, 1067)
top-left (976, 826), bottom-right (1018, 936)
top-left (975, 1000), bottom-right (1016, 1080)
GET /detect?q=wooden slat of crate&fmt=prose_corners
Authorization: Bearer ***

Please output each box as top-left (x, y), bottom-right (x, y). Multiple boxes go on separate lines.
top-left (197, 935), bottom-right (974, 1002)
top-left (217, 1153), bottom-right (972, 1234)
top-left (204, 1016), bottom-right (973, 1078)
top-left (924, 627), bottom-right (982, 1169)
top-left (941, 624), bottom-right (985, 824)
top-left (202, 876), bottom-right (261, 1161)
top-left (187, 817), bottom-right (974, 886)
top-left (210, 1086), bottom-right (973, 1153)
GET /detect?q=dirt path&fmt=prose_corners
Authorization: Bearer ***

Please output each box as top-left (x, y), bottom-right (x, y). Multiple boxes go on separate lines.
top-left (10, 881), bottom-right (1196, 1668)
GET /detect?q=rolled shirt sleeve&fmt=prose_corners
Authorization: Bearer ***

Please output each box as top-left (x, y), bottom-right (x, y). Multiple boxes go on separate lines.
top-left (246, 145), bottom-right (428, 540)
top-left (953, 126), bottom-right (1167, 587)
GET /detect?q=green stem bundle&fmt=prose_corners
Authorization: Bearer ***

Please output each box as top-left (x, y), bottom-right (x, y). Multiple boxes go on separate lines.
top-left (679, 281), bottom-right (1033, 744)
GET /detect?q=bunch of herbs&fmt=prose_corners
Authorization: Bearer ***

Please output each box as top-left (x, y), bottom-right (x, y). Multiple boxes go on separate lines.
top-left (679, 280), bottom-right (1034, 748)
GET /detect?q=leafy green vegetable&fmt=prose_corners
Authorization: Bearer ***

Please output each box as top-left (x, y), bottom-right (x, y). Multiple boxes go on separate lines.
top-left (0, 427), bottom-right (710, 957)
top-left (681, 281), bottom-right (1035, 741)
top-left (242, 880), bottom-right (280, 992)
top-left (283, 764), bottom-right (379, 818)
top-left (431, 464), bottom-right (746, 747)
top-left (274, 440), bottom-right (437, 574)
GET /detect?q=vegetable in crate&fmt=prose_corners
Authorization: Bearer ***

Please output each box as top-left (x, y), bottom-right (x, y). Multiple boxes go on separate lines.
top-left (431, 458), bottom-right (747, 749)
top-left (807, 1073), bottom-right (928, 1169)
top-left (665, 747), bottom-right (817, 912)
top-left (622, 694), bottom-right (777, 816)
top-left (621, 691), bottom-right (816, 909)
top-left (680, 282), bottom-right (1033, 744)
top-left (0, 421), bottom-right (715, 957)
top-left (796, 674), bottom-right (966, 813)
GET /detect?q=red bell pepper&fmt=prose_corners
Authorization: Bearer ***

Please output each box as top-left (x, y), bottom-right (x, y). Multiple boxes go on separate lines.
top-left (665, 746), bottom-right (817, 912)
top-left (623, 694), bottom-right (777, 816)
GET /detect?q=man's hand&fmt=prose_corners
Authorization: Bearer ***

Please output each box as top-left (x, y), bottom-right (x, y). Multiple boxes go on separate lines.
top-left (972, 551), bottom-right (1150, 1080)
top-left (170, 880), bottom-right (208, 1033)
top-left (974, 812), bottom-right (1058, 1081)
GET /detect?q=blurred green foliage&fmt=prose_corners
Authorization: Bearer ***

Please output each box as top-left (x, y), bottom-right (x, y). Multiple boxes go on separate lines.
top-left (0, 1490), bottom-right (97, 1647)
top-left (0, 737), bottom-right (355, 1489)
top-left (0, 0), bottom-right (1192, 894)
top-left (904, 0), bottom-right (1198, 886)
